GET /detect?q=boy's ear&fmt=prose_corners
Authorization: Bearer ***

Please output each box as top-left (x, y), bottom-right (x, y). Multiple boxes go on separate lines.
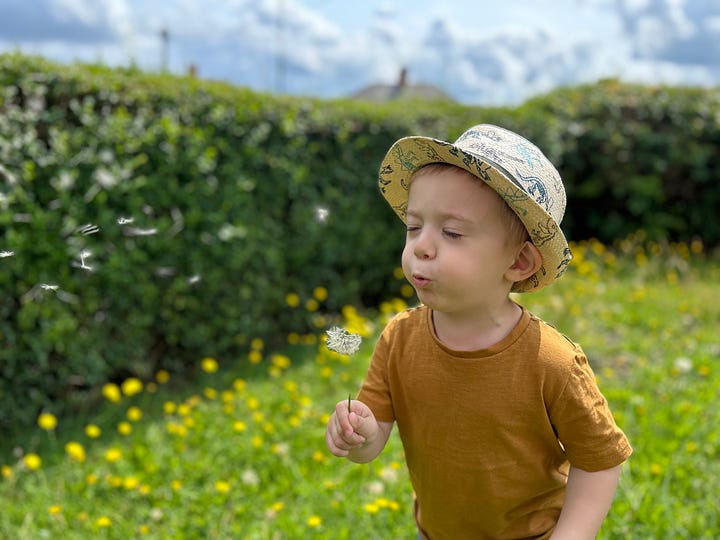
top-left (506, 241), bottom-right (543, 282)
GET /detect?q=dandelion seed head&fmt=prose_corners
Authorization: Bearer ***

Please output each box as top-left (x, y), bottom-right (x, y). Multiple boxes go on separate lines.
top-left (325, 326), bottom-right (362, 355)
top-left (241, 469), bottom-right (260, 487)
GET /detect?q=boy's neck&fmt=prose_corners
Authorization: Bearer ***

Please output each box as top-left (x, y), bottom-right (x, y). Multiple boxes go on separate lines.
top-left (431, 300), bottom-right (523, 351)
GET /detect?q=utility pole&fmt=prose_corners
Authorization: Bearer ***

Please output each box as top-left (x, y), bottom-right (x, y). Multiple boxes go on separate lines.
top-left (160, 28), bottom-right (169, 72)
top-left (275, 0), bottom-right (286, 93)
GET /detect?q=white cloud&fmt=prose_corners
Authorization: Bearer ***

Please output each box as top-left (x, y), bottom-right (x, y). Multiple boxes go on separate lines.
top-left (0, 0), bottom-right (718, 105)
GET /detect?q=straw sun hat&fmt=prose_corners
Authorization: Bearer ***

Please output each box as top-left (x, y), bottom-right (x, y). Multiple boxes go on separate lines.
top-left (378, 124), bottom-right (572, 292)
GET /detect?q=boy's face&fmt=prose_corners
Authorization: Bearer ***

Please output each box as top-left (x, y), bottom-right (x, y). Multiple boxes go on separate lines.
top-left (402, 167), bottom-right (520, 315)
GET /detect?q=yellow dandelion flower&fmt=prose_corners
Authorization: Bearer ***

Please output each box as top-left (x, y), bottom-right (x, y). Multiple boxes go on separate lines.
top-left (37, 412), bottom-right (58, 431)
top-left (233, 420), bottom-right (247, 432)
top-left (156, 370), bottom-right (170, 383)
top-left (107, 475), bottom-right (123, 488)
top-left (400, 284), bottom-right (415, 298)
top-left (248, 350), bottom-right (263, 364)
top-left (204, 387), bottom-right (218, 400)
top-left (250, 337), bottom-right (264, 350)
top-left (1, 465), bottom-right (13, 479)
top-left (85, 424), bottom-right (101, 438)
top-left (247, 396), bottom-right (260, 410)
top-left (121, 377), bottom-right (143, 397)
top-left (649, 463), bottom-right (663, 476)
top-left (215, 480), bottom-right (231, 494)
top-left (48, 505), bottom-right (62, 515)
top-left (288, 416), bottom-right (301, 427)
top-left (102, 383), bottom-right (122, 403)
top-left (24, 453), bottom-right (42, 471)
top-left (86, 473), bottom-right (98, 485)
top-left (393, 266), bottom-right (405, 279)
top-left (163, 401), bottom-right (177, 414)
top-left (287, 332), bottom-right (300, 344)
top-left (251, 435), bottom-right (263, 448)
top-left (221, 390), bottom-right (235, 403)
top-left (313, 286), bottom-right (328, 301)
top-left (272, 354), bottom-right (291, 369)
top-left (233, 378), bottom-right (247, 392)
top-left (64, 441), bottom-right (86, 463)
top-left (104, 447), bottom-right (123, 463)
top-left (117, 421), bottom-right (133, 436)
top-left (312, 451), bottom-right (326, 463)
top-left (307, 515), bottom-right (322, 528)
top-left (363, 503), bottom-right (379, 514)
top-left (123, 476), bottom-right (140, 490)
top-left (177, 404), bottom-right (191, 416)
top-left (686, 441), bottom-right (698, 453)
top-left (305, 298), bottom-right (319, 312)
top-left (201, 357), bottom-right (219, 373)
top-left (138, 524), bottom-right (150, 535)
top-left (285, 293), bottom-right (300, 307)
top-left (127, 406), bottom-right (143, 422)
top-left (96, 516), bottom-right (112, 528)
top-left (171, 480), bottom-right (182, 491)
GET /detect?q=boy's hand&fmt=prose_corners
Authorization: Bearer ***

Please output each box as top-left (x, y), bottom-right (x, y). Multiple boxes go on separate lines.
top-left (325, 398), bottom-right (380, 458)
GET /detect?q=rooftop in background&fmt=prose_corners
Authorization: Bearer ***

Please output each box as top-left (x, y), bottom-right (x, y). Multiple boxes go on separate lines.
top-left (352, 68), bottom-right (454, 103)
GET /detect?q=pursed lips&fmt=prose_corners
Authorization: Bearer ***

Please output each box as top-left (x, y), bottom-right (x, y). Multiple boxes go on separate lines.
top-left (411, 273), bottom-right (432, 288)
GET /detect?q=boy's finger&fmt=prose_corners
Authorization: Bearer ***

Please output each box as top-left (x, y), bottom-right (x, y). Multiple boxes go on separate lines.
top-left (335, 400), bottom-right (355, 435)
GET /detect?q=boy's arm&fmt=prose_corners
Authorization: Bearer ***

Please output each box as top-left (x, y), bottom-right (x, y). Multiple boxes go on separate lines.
top-left (325, 399), bottom-right (393, 463)
top-left (550, 464), bottom-right (623, 540)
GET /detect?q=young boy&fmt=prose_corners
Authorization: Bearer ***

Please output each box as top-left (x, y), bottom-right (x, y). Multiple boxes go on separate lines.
top-left (325, 124), bottom-right (632, 539)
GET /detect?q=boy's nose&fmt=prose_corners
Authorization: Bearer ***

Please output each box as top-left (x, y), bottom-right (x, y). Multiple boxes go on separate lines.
top-left (413, 232), bottom-right (435, 259)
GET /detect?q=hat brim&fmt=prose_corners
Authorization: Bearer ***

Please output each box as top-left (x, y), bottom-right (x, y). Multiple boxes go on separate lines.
top-left (379, 136), bottom-right (571, 292)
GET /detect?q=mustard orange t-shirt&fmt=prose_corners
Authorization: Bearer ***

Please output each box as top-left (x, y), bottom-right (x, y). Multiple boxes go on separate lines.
top-left (357, 305), bottom-right (632, 540)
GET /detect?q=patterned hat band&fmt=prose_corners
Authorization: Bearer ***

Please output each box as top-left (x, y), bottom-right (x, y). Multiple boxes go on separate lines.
top-left (378, 124), bottom-right (572, 292)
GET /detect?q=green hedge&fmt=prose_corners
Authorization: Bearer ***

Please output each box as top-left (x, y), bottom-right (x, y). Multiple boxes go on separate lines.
top-left (1, 53), bottom-right (718, 434)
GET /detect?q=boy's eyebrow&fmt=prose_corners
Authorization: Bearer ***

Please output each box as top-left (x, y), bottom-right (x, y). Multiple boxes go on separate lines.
top-left (406, 209), bottom-right (474, 223)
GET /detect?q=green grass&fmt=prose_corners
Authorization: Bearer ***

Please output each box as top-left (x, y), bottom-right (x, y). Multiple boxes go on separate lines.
top-left (1, 238), bottom-right (719, 539)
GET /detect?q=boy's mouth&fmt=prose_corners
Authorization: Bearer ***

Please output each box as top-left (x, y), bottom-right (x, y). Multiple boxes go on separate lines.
top-left (412, 274), bottom-right (432, 288)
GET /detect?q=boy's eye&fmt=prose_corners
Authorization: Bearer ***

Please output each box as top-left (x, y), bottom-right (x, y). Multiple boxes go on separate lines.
top-left (443, 230), bottom-right (462, 239)
top-left (406, 225), bottom-right (420, 233)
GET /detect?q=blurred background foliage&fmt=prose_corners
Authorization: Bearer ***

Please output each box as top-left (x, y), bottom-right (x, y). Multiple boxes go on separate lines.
top-left (1, 52), bottom-right (718, 433)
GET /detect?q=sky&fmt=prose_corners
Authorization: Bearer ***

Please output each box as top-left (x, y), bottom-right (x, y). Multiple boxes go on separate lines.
top-left (0, 0), bottom-right (719, 105)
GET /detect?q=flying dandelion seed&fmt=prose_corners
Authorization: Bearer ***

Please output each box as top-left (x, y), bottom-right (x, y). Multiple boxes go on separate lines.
top-left (0, 250), bottom-right (14, 258)
top-left (187, 275), bottom-right (202, 285)
top-left (71, 250), bottom-right (94, 271)
top-left (123, 227), bottom-right (158, 237)
top-left (315, 206), bottom-right (330, 223)
top-left (76, 223), bottom-right (100, 235)
top-left (117, 216), bottom-right (134, 225)
top-left (155, 267), bottom-right (176, 277)
top-left (40, 284), bottom-right (60, 291)
top-left (325, 327), bottom-right (362, 355)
